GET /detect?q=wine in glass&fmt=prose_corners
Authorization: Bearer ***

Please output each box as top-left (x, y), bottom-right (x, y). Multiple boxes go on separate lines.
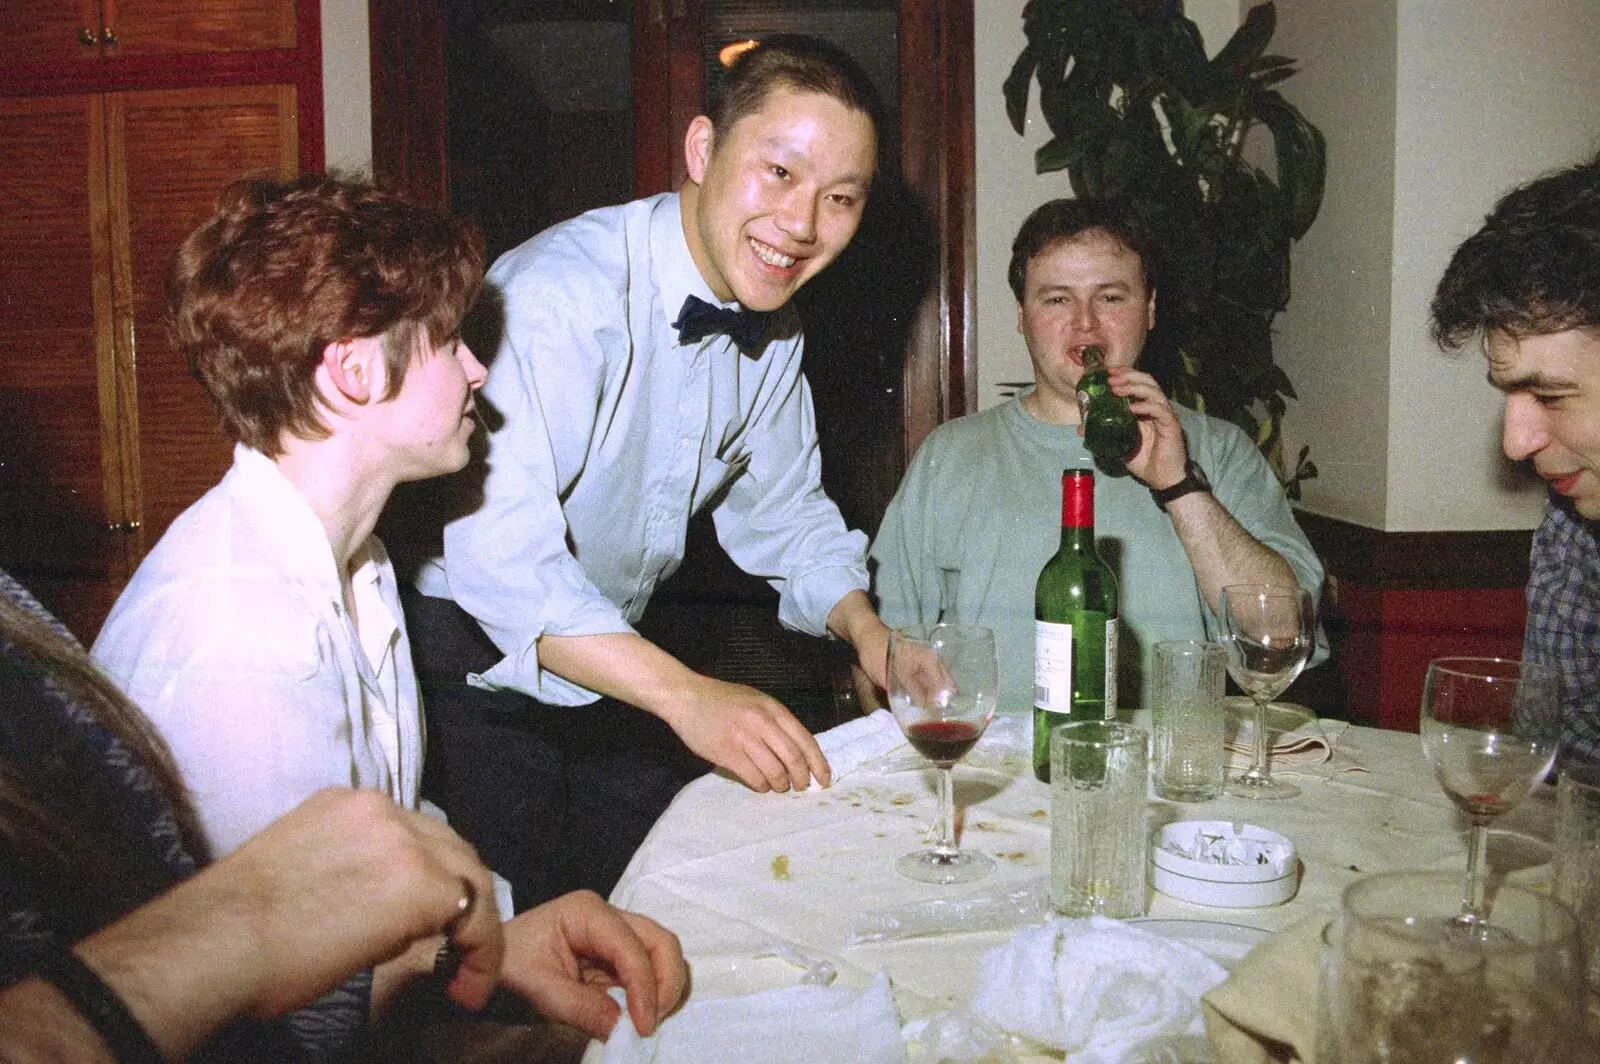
top-left (887, 623), bottom-right (999, 884)
top-left (1220, 584), bottom-right (1316, 800)
top-left (1419, 657), bottom-right (1561, 930)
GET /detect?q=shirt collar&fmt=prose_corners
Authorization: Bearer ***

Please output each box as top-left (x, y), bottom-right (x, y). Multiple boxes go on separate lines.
top-left (650, 191), bottom-right (746, 335)
top-left (226, 443), bottom-right (348, 602)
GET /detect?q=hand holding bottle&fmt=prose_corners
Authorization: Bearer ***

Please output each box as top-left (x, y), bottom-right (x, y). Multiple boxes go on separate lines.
top-left (1096, 364), bottom-right (1191, 491)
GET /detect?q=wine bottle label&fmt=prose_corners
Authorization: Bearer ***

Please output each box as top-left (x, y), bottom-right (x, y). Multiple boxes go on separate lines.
top-left (1104, 618), bottom-right (1119, 717)
top-left (1034, 620), bottom-right (1074, 711)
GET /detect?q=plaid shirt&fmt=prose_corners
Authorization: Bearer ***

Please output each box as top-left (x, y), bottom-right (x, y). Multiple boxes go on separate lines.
top-left (1524, 496), bottom-right (1600, 768)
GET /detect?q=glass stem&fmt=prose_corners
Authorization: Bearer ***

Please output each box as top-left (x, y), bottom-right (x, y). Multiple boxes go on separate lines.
top-left (1461, 816), bottom-right (1491, 923)
top-left (1250, 696), bottom-right (1270, 775)
top-left (934, 765), bottom-right (958, 857)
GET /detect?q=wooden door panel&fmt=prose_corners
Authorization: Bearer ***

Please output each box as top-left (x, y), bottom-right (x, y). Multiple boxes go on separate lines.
top-left (0, 0), bottom-right (103, 72)
top-left (113, 84), bottom-right (299, 555)
top-left (104, 0), bottom-right (297, 55)
top-left (0, 95), bottom-right (121, 592)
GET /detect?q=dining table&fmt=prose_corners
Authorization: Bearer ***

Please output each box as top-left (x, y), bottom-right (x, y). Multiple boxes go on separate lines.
top-left (582, 706), bottom-right (1560, 1060)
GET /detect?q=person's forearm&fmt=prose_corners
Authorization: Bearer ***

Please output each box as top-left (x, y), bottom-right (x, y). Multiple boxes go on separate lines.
top-left (0, 978), bottom-right (123, 1064)
top-left (535, 631), bottom-right (708, 723)
top-left (0, 876), bottom-right (266, 1063)
top-left (827, 589), bottom-right (891, 690)
top-left (1164, 492), bottom-right (1299, 613)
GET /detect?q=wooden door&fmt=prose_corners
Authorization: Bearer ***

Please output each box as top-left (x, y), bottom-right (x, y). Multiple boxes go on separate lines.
top-left (112, 84), bottom-right (300, 560)
top-left (105, 0), bottom-right (299, 56)
top-left (0, 1), bottom-right (104, 71)
top-left (0, 93), bottom-right (127, 636)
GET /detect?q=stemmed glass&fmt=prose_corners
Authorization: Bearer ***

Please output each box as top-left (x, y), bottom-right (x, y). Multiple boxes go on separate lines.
top-left (887, 623), bottom-right (998, 884)
top-left (1419, 657), bottom-right (1561, 930)
top-left (1219, 584), bottom-right (1316, 800)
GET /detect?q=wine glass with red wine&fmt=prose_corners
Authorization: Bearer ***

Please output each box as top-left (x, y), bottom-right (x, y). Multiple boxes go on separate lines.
top-left (887, 623), bottom-right (998, 884)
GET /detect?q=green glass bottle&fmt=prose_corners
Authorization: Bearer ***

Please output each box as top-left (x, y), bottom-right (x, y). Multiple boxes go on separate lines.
top-left (1076, 345), bottom-right (1140, 461)
top-left (1033, 469), bottom-right (1120, 782)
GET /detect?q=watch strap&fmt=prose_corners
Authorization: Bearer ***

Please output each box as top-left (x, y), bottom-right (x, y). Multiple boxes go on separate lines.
top-left (1151, 461), bottom-right (1211, 512)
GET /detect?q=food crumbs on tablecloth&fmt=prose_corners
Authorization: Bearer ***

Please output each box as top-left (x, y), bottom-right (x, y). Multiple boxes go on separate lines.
top-left (771, 855), bottom-right (791, 880)
top-left (1027, 809), bottom-right (1048, 819)
top-left (998, 851), bottom-right (1028, 862)
top-left (890, 796), bottom-right (912, 807)
top-left (1348, 864), bottom-right (1361, 873)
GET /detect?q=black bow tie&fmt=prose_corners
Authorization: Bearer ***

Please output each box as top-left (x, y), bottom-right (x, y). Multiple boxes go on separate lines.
top-left (672, 295), bottom-right (773, 353)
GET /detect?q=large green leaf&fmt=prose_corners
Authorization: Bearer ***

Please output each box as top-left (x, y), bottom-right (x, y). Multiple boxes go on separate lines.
top-left (1003, 44), bottom-right (1038, 135)
top-left (1253, 90), bottom-right (1326, 239)
top-left (1210, 3), bottom-right (1276, 79)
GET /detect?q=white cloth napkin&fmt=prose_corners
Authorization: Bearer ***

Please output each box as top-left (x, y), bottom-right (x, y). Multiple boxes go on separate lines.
top-left (812, 709), bottom-right (908, 788)
top-left (601, 969), bottom-right (906, 1064)
top-left (969, 917), bottom-right (1227, 1063)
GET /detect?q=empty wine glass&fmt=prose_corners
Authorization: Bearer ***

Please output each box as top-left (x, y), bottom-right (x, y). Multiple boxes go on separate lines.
top-left (1420, 657), bottom-right (1561, 930)
top-left (1219, 584), bottom-right (1316, 800)
top-left (887, 623), bottom-right (998, 884)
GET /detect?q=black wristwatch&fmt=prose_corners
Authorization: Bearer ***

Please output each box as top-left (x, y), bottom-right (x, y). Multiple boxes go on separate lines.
top-left (1150, 459), bottom-right (1212, 512)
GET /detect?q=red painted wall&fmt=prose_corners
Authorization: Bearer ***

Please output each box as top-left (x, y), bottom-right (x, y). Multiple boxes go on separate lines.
top-left (1336, 583), bottom-right (1528, 731)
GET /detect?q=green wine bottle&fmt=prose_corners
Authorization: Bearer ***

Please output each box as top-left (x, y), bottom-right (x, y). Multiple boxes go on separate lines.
top-left (1076, 345), bottom-right (1140, 461)
top-left (1033, 469), bottom-right (1120, 782)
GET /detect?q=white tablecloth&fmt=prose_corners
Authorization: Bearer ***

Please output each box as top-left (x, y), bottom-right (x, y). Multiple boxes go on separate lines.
top-left (590, 711), bottom-right (1557, 1055)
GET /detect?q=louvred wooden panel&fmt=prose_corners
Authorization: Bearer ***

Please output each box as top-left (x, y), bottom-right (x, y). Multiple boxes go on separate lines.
top-left (0, 95), bottom-right (122, 592)
top-left (113, 84), bottom-right (299, 555)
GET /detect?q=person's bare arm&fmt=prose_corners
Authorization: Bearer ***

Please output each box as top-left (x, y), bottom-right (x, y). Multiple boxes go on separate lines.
top-left (537, 632), bottom-right (831, 791)
top-left (0, 789), bottom-right (503, 1063)
top-left (1113, 367), bottom-right (1298, 612)
top-left (827, 589), bottom-right (892, 693)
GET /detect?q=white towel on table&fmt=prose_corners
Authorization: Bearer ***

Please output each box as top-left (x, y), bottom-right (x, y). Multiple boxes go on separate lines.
top-left (601, 969), bottom-right (905, 1064)
top-left (969, 916), bottom-right (1226, 1063)
top-left (811, 709), bottom-right (907, 788)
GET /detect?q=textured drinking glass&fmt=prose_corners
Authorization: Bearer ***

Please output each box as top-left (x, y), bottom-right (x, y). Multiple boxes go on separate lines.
top-left (1318, 871), bottom-right (1585, 1064)
top-left (1554, 764), bottom-right (1600, 992)
top-left (1050, 721), bottom-right (1148, 918)
top-left (1151, 639), bottom-right (1227, 802)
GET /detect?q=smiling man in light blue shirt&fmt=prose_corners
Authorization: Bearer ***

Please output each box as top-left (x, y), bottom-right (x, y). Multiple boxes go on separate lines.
top-left (411, 36), bottom-right (895, 907)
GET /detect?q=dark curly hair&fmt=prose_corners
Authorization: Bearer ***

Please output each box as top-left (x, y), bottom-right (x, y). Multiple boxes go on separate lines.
top-left (1430, 152), bottom-right (1600, 349)
top-left (1007, 198), bottom-right (1156, 303)
top-left (167, 174), bottom-right (485, 456)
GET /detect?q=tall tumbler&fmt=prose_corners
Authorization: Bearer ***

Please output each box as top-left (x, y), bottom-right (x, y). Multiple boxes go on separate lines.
top-left (1554, 763), bottom-right (1600, 993)
top-left (1050, 720), bottom-right (1148, 918)
top-left (1317, 871), bottom-right (1585, 1064)
top-left (1151, 639), bottom-right (1227, 802)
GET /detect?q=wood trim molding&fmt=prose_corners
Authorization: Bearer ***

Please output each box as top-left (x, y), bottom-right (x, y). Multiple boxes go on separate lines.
top-left (899, 0), bottom-right (975, 462)
top-left (1296, 510), bottom-right (1533, 591)
top-left (368, 0), bottom-right (446, 206)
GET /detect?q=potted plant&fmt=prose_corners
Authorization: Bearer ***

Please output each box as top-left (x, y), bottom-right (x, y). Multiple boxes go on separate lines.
top-left (1004, 0), bottom-right (1325, 495)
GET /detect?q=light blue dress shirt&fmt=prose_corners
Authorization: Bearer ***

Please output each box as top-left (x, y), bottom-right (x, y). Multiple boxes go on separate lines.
top-left (418, 193), bottom-right (869, 705)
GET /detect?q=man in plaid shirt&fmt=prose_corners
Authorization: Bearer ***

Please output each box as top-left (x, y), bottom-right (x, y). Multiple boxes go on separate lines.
top-left (1431, 152), bottom-right (1600, 768)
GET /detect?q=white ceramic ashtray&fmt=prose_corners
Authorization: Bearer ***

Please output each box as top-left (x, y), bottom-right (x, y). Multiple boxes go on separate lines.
top-left (1149, 820), bottom-right (1300, 908)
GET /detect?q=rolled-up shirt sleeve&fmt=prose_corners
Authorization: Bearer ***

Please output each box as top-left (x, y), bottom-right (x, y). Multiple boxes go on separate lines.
top-left (442, 273), bottom-right (635, 704)
top-left (710, 335), bottom-right (869, 638)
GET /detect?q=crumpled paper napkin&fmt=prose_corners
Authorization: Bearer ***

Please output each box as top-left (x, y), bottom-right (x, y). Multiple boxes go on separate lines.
top-left (970, 916), bottom-right (1227, 1063)
top-left (601, 969), bottom-right (905, 1064)
top-left (811, 709), bottom-right (908, 788)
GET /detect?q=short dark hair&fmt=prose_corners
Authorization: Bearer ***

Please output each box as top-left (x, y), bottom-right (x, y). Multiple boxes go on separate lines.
top-left (707, 34), bottom-right (882, 142)
top-left (167, 174), bottom-right (484, 456)
top-left (1008, 198), bottom-right (1155, 302)
top-left (1431, 152), bottom-right (1600, 349)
